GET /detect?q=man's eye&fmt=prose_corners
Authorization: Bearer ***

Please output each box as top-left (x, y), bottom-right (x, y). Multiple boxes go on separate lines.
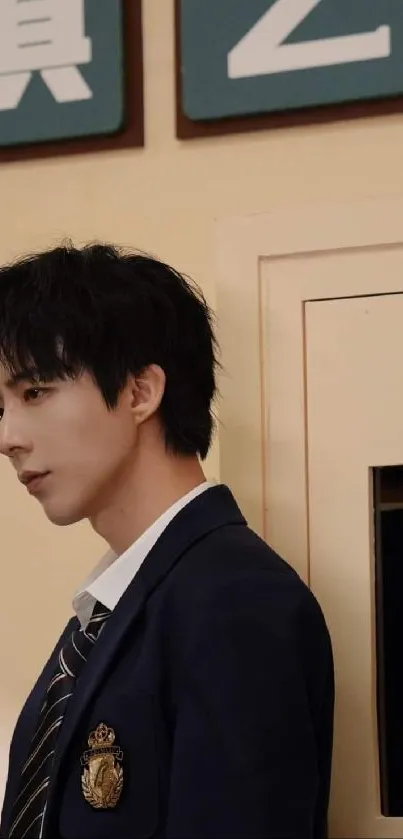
top-left (24, 387), bottom-right (46, 401)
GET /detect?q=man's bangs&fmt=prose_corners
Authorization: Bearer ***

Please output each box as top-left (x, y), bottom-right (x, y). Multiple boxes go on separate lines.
top-left (0, 329), bottom-right (79, 384)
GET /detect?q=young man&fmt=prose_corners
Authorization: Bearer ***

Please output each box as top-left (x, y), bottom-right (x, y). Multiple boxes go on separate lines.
top-left (0, 243), bottom-right (334, 839)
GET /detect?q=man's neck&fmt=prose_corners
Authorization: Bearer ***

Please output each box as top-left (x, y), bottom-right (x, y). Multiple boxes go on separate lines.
top-left (90, 453), bottom-right (207, 556)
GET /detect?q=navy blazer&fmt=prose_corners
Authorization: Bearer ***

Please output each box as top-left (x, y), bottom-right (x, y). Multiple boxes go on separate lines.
top-left (1, 485), bottom-right (334, 838)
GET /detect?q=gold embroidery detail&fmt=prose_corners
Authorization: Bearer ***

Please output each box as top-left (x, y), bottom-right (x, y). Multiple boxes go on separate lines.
top-left (80, 723), bottom-right (123, 809)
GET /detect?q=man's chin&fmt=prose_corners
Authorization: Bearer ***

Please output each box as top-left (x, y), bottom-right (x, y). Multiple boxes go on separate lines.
top-left (41, 504), bottom-right (86, 527)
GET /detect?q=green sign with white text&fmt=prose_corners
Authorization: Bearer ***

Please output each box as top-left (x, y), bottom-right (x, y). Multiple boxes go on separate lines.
top-left (0, 0), bottom-right (125, 148)
top-left (180, 0), bottom-right (402, 121)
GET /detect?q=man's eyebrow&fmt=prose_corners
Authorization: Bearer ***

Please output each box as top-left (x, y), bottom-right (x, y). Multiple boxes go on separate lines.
top-left (5, 368), bottom-right (43, 389)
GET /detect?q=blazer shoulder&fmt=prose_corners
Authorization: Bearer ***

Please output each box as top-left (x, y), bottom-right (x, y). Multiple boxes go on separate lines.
top-left (167, 522), bottom-right (329, 646)
top-left (161, 524), bottom-right (333, 714)
top-left (183, 519), bottom-right (302, 577)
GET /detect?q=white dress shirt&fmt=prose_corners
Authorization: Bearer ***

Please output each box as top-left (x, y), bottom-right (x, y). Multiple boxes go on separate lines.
top-left (73, 481), bottom-right (215, 629)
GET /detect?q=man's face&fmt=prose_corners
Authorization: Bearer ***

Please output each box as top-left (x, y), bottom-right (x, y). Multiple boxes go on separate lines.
top-left (0, 367), bottom-right (138, 526)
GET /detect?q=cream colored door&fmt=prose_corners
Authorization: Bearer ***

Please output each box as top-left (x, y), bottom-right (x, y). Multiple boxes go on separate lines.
top-left (305, 293), bottom-right (403, 838)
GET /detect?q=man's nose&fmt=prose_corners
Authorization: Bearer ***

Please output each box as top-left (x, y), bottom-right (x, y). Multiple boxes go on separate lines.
top-left (0, 412), bottom-right (30, 457)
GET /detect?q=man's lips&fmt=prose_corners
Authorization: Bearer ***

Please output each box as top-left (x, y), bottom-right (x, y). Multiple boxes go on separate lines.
top-left (18, 471), bottom-right (51, 492)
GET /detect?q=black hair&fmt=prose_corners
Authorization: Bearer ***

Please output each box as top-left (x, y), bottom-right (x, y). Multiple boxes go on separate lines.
top-left (0, 243), bottom-right (219, 459)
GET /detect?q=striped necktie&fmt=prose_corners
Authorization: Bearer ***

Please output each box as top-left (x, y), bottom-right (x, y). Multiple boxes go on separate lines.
top-left (9, 601), bottom-right (111, 839)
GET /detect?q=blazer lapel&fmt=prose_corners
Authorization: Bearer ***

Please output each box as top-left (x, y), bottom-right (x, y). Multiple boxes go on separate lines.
top-left (42, 484), bottom-right (245, 833)
top-left (1, 618), bottom-right (77, 837)
top-left (17, 618), bottom-right (77, 760)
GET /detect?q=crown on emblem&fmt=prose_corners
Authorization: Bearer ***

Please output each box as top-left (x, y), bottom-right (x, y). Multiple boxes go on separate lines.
top-left (88, 723), bottom-right (116, 749)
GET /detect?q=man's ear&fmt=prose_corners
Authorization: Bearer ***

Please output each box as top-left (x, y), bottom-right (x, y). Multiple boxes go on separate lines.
top-left (128, 365), bottom-right (166, 425)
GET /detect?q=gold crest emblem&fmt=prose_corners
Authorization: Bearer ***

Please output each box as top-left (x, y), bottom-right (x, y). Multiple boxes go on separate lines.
top-left (80, 723), bottom-right (124, 809)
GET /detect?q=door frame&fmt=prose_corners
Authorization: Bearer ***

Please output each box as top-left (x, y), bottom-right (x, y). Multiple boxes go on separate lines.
top-left (216, 197), bottom-right (403, 582)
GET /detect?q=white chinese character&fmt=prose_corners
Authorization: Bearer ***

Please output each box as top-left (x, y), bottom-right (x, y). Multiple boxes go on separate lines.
top-left (0, 0), bottom-right (92, 111)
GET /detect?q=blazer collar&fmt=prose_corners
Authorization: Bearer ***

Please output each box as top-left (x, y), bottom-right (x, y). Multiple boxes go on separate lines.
top-left (43, 483), bottom-right (245, 833)
top-left (73, 480), bottom-right (216, 627)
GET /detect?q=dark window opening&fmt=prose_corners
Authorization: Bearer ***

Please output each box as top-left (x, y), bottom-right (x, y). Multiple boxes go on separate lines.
top-left (374, 466), bottom-right (403, 816)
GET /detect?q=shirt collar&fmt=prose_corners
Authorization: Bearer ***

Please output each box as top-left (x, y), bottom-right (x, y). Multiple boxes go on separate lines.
top-left (73, 480), bottom-right (215, 628)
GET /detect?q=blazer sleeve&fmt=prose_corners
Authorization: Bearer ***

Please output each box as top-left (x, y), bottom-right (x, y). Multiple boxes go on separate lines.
top-left (165, 573), bottom-right (334, 839)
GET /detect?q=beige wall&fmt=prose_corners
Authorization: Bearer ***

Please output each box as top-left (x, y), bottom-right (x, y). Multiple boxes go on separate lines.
top-left (2, 0), bottom-right (403, 805)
